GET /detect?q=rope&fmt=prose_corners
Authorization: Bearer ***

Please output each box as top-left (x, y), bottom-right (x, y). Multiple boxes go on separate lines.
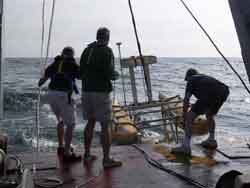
top-left (44, 0), bottom-right (56, 70)
top-left (132, 144), bottom-right (207, 188)
top-left (35, 177), bottom-right (63, 188)
top-left (179, 0), bottom-right (250, 94)
top-left (34, 0), bottom-right (56, 172)
top-left (128, 0), bottom-right (152, 101)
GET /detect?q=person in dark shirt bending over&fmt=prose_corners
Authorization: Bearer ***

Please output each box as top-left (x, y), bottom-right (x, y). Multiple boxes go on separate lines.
top-left (38, 46), bottom-right (81, 162)
top-left (172, 68), bottom-right (229, 155)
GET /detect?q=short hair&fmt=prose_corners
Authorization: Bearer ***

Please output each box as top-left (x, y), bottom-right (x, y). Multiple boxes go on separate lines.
top-left (96, 27), bottom-right (110, 41)
top-left (185, 68), bottom-right (198, 81)
top-left (62, 46), bottom-right (74, 57)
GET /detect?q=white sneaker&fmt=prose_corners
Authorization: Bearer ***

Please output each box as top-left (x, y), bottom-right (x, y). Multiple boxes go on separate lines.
top-left (171, 145), bottom-right (191, 155)
top-left (201, 139), bottom-right (217, 149)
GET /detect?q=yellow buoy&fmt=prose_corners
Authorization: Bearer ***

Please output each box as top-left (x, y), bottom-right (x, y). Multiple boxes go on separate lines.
top-left (112, 100), bottom-right (138, 145)
top-left (112, 125), bottom-right (138, 145)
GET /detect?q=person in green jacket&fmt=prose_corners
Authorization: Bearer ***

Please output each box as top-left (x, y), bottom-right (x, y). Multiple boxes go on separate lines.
top-left (80, 27), bottom-right (121, 168)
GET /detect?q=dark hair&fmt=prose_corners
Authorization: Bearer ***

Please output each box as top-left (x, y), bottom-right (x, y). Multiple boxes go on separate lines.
top-left (62, 46), bottom-right (74, 57)
top-left (96, 27), bottom-right (110, 41)
top-left (185, 68), bottom-right (198, 81)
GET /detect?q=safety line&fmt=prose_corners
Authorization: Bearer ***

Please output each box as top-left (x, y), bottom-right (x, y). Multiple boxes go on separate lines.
top-left (179, 0), bottom-right (250, 94)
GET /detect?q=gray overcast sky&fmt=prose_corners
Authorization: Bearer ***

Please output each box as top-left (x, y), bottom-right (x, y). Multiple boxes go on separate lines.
top-left (4, 0), bottom-right (241, 58)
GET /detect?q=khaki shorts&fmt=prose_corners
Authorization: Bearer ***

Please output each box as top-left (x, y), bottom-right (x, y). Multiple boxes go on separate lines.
top-left (82, 92), bottom-right (112, 122)
top-left (47, 90), bottom-right (76, 126)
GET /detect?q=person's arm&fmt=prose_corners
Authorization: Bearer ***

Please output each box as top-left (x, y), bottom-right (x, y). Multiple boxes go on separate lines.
top-left (79, 49), bottom-right (88, 80)
top-left (38, 76), bottom-right (49, 87)
top-left (183, 82), bottom-right (192, 125)
top-left (38, 67), bottom-right (50, 87)
top-left (72, 59), bottom-right (81, 80)
top-left (38, 60), bottom-right (56, 87)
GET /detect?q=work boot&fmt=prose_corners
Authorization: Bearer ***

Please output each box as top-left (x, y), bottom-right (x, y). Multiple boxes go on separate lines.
top-left (103, 158), bottom-right (122, 169)
top-left (171, 145), bottom-right (191, 156)
top-left (201, 138), bottom-right (217, 149)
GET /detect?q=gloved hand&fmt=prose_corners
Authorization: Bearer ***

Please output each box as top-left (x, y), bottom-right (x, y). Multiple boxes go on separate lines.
top-left (111, 70), bottom-right (120, 80)
top-left (38, 77), bottom-right (48, 87)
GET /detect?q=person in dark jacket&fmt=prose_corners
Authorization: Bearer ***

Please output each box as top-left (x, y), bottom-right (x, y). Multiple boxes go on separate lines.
top-left (38, 46), bottom-right (81, 162)
top-left (172, 68), bottom-right (229, 155)
top-left (80, 27), bottom-right (121, 168)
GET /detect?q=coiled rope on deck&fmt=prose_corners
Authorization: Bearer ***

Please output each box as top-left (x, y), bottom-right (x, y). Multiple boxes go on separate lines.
top-left (179, 0), bottom-right (250, 94)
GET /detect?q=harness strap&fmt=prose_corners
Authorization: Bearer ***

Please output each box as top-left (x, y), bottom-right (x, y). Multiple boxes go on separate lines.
top-left (57, 60), bottom-right (64, 73)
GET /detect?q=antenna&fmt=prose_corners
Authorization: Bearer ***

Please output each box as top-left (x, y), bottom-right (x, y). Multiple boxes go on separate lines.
top-left (0, 0), bottom-right (4, 119)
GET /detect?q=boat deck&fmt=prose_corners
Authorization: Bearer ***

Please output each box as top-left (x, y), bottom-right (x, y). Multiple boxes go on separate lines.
top-left (17, 141), bottom-right (250, 188)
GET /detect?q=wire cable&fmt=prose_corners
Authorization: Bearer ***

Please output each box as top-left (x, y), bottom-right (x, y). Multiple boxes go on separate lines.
top-left (179, 0), bottom-right (250, 94)
top-left (34, 0), bottom-right (56, 173)
top-left (128, 0), bottom-right (152, 101)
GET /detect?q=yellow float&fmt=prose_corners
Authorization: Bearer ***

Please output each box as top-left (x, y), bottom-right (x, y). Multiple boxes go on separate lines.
top-left (111, 100), bottom-right (138, 145)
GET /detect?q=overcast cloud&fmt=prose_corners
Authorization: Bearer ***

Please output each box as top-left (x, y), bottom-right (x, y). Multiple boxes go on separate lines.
top-left (4, 0), bottom-right (241, 58)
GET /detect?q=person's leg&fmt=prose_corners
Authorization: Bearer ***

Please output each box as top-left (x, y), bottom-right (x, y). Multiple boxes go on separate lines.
top-left (206, 114), bottom-right (215, 140)
top-left (100, 121), bottom-right (111, 161)
top-left (183, 111), bottom-right (197, 149)
top-left (201, 97), bottom-right (225, 149)
top-left (61, 96), bottom-right (81, 161)
top-left (56, 119), bottom-right (65, 155)
top-left (201, 114), bottom-right (218, 149)
top-left (172, 111), bottom-right (197, 155)
top-left (47, 92), bottom-right (64, 149)
top-left (64, 124), bottom-right (74, 156)
top-left (101, 121), bottom-right (122, 168)
top-left (57, 120), bottom-right (64, 148)
top-left (84, 118), bottom-right (96, 157)
top-left (172, 99), bottom-right (204, 155)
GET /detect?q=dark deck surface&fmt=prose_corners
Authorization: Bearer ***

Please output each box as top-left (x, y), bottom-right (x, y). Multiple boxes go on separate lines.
top-left (17, 142), bottom-right (250, 188)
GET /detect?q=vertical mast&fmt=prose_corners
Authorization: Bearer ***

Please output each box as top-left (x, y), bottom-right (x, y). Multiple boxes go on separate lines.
top-left (0, 0), bottom-right (3, 119)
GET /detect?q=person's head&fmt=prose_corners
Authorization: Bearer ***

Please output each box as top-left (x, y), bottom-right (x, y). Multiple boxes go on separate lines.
top-left (61, 46), bottom-right (74, 58)
top-left (96, 27), bottom-right (110, 45)
top-left (185, 68), bottom-right (198, 81)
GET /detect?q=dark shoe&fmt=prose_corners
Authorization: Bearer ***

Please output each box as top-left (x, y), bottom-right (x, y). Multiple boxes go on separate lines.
top-left (201, 139), bottom-right (218, 149)
top-left (57, 146), bottom-right (74, 155)
top-left (63, 152), bottom-right (82, 162)
top-left (57, 146), bottom-right (64, 155)
top-left (103, 158), bottom-right (122, 168)
top-left (83, 154), bottom-right (98, 163)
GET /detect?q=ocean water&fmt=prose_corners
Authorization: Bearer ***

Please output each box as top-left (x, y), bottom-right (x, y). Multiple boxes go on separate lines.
top-left (1, 57), bottom-right (250, 153)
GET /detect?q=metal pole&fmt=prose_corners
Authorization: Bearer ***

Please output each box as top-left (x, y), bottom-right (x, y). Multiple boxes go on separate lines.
top-left (0, 0), bottom-right (3, 119)
top-left (116, 42), bottom-right (127, 106)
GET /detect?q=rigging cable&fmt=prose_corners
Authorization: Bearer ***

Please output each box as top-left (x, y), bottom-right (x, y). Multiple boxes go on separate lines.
top-left (34, 0), bottom-right (46, 173)
top-left (35, 0), bottom-right (56, 168)
top-left (128, 0), bottom-right (152, 101)
top-left (179, 0), bottom-right (250, 94)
